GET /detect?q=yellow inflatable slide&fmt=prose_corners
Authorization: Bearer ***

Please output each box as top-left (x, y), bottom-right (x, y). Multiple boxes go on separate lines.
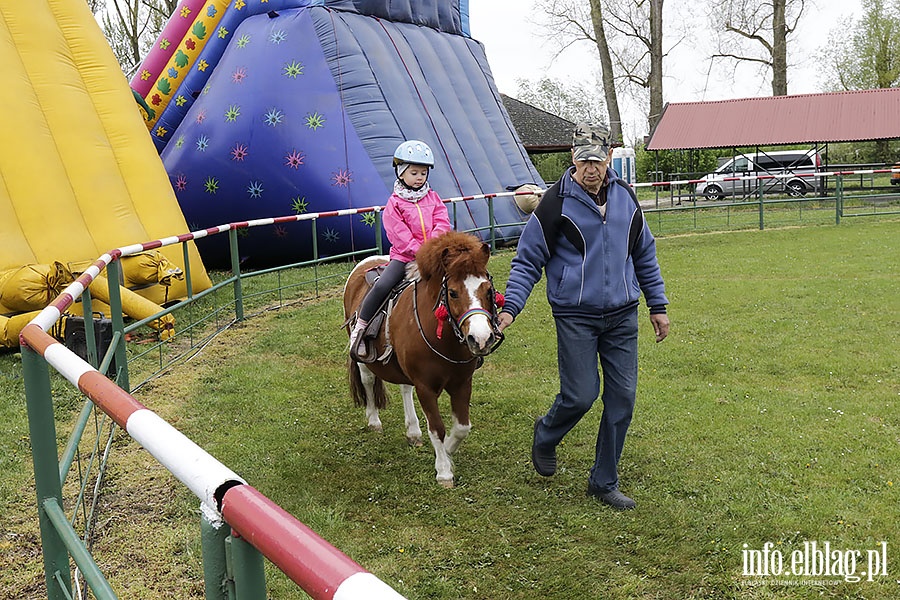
top-left (0, 1), bottom-right (212, 346)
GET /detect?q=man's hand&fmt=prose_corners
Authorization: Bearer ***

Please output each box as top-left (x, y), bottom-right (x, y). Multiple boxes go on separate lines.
top-left (650, 313), bottom-right (669, 343)
top-left (498, 311), bottom-right (514, 332)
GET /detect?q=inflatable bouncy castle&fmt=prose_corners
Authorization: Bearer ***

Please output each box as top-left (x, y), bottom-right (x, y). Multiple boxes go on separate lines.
top-left (133, 0), bottom-right (544, 267)
top-left (0, 0), bottom-right (213, 347)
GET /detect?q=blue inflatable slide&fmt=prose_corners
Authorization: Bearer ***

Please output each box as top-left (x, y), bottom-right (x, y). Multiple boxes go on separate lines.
top-left (149, 0), bottom-right (543, 266)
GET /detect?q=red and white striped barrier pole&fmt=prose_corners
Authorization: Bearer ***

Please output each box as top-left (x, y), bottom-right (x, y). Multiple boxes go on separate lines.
top-left (221, 485), bottom-right (404, 599)
top-left (20, 322), bottom-right (406, 598)
top-left (21, 256), bottom-right (411, 600)
top-left (21, 322), bottom-right (245, 510)
top-left (16, 188), bottom-right (542, 599)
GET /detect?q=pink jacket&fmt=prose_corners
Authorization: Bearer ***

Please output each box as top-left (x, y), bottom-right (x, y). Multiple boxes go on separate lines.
top-left (383, 188), bottom-right (452, 262)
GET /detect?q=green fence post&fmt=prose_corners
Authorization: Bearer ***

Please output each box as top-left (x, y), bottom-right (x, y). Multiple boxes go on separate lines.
top-left (182, 241), bottom-right (194, 299)
top-left (229, 228), bottom-right (244, 322)
top-left (758, 185), bottom-right (765, 230)
top-left (312, 219), bottom-right (319, 261)
top-left (488, 196), bottom-right (496, 252)
top-left (835, 175), bottom-right (843, 225)
top-left (201, 509), bottom-right (230, 600)
top-left (22, 345), bottom-right (72, 600)
top-left (80, 289), bottom-right (99, 368)
top-left (104, 260), bottom-right (130, 391)
top-left (226, 533), bottom-right (267, 599)
top-left (375, 210), bottom-right (384, 254)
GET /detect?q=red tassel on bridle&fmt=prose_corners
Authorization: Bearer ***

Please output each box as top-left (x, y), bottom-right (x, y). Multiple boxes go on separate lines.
top-left (434, 304), bottom-right (450, 339)
top-left (494, 292), bottom-right (505, 308)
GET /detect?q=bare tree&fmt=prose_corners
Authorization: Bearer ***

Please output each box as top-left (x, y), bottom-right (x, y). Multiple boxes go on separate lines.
top-left (602, 0), bottom-right (666, 133)
top-left (538, 0), bottom-right (671, 141)
top-left (648, 0), bottom-right (664, 131)
top-left (587, 0), bottom-right (624, 141)
top-left (708, 0), bottom-right (807, 96)
top-left (92, 0), bottom-right (178, 75)
top-left (538, 1), bottom-right (624, 143)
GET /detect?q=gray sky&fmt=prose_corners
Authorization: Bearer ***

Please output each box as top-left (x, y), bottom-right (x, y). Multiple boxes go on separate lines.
top-left (468, 0), bottom-right (862, 140)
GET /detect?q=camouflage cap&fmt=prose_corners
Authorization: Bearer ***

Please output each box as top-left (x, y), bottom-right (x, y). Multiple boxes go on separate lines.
top-left (572, 122), bottom-right (611, 162)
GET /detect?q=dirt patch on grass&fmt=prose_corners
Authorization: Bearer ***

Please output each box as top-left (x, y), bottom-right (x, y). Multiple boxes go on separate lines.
top-left (85, 434), bottom-right (204, 599)
top-left (2, 429), bottom-right (205, 599)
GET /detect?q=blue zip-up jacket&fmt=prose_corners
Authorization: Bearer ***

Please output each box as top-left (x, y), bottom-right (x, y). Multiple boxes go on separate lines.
top-left (503, 167), bottom-right (668, 320)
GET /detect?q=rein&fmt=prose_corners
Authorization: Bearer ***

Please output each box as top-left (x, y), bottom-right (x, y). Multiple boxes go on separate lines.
top-left (436, 275), bottom-right (505, 352)
top-left (412, 276), bottom-right (505, 363)
top-left (412, 281), bottom-right (479, 364)
top-left (413, 277), bottom-right (505, 365)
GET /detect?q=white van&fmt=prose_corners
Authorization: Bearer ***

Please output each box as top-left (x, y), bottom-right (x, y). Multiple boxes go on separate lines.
top-left (696, 150), bottom-right (823, 200)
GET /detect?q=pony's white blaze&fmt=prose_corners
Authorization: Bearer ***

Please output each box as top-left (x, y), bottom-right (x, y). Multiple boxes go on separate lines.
top-left (463, 274), bottom-right (493, 345)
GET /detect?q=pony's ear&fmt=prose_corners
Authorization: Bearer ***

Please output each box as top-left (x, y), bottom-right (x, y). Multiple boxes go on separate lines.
top-left (480, 243), bottom-right (490, 258)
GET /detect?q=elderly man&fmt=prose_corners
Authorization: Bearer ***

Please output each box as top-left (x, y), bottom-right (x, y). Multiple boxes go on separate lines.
top-left (498, 122), bottom-right (670, 510)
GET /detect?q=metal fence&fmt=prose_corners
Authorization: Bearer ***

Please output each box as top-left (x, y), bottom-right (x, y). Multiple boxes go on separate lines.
top-left (19, 176), bottom-right (898, 599)
top-left (20, 215), bottom-right (411, 599)
top-left (19, 189), bottom-right (537, 600)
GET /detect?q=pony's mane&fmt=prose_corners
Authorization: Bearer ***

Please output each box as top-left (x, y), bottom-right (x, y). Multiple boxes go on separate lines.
top-left (415, 231), bottom-right (488, 281)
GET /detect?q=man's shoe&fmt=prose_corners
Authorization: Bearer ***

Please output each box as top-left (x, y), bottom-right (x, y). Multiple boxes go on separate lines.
top-left (587, 485), bottom-right (636, 510)
top-left (531, 418), bottom-right (556, 476)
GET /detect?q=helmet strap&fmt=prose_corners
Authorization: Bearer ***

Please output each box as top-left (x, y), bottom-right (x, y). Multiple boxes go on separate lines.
top-left (395, 164), bottom-right (429, 191)
top-left (398, 177), bottom-right (427, 192)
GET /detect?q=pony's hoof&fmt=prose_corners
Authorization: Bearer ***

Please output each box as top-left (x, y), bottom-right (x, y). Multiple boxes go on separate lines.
top-left (407, 435), bottom-right (423, 447)
top-left (437, 478), bottom-right (455, 489)
top-left (368, 424), bottom-right (383, 433)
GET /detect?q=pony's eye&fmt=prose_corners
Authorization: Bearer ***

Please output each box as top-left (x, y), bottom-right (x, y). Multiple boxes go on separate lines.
top-left (448, 289), bottom-right (459, 299)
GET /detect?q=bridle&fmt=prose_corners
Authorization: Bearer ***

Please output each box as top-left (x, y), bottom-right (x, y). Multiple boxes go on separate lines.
top-left (411, 274), bottom-right (505, 364)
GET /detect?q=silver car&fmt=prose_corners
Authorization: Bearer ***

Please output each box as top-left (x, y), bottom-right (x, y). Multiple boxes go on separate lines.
top-left (696, 150), bottom-right (823, 201)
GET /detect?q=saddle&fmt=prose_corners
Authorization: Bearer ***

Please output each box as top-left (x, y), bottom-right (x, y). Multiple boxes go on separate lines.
top-left (348, 264), bottom-right (412, 363)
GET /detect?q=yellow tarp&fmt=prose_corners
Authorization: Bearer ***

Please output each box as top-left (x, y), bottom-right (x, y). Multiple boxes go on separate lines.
top-left (90, 275), bottom-right (176, 341)
top-left (0, 0), bottom-right (211, 316)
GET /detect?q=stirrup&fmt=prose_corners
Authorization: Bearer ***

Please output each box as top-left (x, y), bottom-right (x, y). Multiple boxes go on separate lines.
top-left (350, 335), bottom-right (377, 364)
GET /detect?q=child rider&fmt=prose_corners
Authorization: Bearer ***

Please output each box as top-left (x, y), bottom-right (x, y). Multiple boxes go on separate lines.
top-left (349, 139), bottom-right (452, 361)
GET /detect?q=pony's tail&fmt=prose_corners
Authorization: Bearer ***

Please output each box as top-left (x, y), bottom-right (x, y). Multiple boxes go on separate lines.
top-left (347, 357), bottom-right (388, 410)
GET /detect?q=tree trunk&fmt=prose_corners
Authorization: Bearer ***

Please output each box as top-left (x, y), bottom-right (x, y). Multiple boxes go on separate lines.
top-left (588, 0), bottom-right (623, 144)
top-left (648, 0), bottom-right (664, 132)
top-left (771, 0), bottom-right (788, 95)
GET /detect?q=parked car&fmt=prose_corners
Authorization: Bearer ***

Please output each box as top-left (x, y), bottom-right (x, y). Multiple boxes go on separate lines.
top-left (696, 150), bottom-right (823, 201)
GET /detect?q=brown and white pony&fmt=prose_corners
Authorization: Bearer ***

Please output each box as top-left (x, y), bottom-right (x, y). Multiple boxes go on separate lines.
top-left (342, 231), bottom-right (504, 487)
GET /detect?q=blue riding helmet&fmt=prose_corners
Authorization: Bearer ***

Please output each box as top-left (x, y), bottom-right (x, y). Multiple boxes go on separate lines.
top-left (392, 140), bottom-right (435, 168)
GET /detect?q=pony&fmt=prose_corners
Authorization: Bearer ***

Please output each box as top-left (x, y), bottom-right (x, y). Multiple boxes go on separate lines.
top-left (342, 231), bottom-right (504, 487)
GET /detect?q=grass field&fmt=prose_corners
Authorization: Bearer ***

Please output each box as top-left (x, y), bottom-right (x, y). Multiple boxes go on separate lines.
top-left (1, 220), bottom-right (898, 599)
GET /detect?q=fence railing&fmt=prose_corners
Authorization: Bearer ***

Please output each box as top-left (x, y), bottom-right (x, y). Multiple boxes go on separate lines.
top-left (19, 175), bottom-right (898, 599)
top-left (20, 212), bottom-right (418, 599)
top-left (19, 188), bottom-right (542, 600)
top-left (638, 166), bottom-right (900, 214)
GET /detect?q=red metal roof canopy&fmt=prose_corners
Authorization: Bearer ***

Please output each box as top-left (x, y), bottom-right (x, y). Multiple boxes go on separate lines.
top-left (647, 88), bottom-right (900, 150)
